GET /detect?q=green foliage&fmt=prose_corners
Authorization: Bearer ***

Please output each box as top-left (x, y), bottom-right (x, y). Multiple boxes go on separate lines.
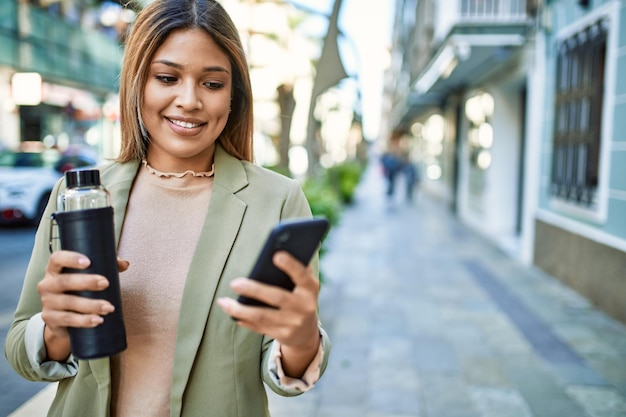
top-left (264, 164), bottom-right (292, 179)
top-left (264, 159), bottom-right (365, 224)
top-left (302, 159), bottom-right (366, 225)
top-left (302, 177), bottom-right (343, 227)
top-left (301, 177), bottom-right (340, 284)
top-left (325, 160), bottom-right (366, 205)
top-left (301, 160), bottom-right (366, 284)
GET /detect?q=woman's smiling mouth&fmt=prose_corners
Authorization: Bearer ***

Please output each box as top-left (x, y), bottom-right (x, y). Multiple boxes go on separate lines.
top-left (167, 117), bottom-right (204, 129)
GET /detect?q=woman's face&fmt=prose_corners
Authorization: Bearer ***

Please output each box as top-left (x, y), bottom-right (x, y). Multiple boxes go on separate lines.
top-left (141, 28), bottom-right (232, 172)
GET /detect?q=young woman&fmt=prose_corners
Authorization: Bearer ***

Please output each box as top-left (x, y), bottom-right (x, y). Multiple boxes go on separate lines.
top-left (5, 1), bottom-right (331, 416)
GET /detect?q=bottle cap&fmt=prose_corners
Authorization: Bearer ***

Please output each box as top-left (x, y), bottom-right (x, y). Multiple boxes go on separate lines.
top-left (65, 169), bottom-right (101, 188)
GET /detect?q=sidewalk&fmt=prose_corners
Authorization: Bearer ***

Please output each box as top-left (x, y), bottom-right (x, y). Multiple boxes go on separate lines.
top-left (268, 162), bottom-right (626, 417)
top-left (12, 162), bottom-right (626, 416)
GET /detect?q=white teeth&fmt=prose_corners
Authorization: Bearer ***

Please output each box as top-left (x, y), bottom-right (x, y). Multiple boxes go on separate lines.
top-left (169, 119), bottom-right (200, 129)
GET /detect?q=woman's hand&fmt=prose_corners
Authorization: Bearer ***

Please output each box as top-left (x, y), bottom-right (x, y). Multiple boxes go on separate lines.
top-left (217, 251), bottom-right (321, 377)
top-left (36, 251), bottom-right (129, 361)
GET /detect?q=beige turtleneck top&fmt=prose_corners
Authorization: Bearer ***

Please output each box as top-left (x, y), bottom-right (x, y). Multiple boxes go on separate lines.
top-left (110, 161), bottom-right (214, 417)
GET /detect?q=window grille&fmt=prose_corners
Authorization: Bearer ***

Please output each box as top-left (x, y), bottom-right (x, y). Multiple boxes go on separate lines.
top-left (551, 20), bottom-right (607, 207)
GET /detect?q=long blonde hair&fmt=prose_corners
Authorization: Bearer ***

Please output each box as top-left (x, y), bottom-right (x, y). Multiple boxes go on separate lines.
top-left (117, 0), bottom-right (254, 162)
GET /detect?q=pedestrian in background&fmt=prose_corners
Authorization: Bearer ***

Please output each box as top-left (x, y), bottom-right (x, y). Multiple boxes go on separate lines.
top-left (380, 150), bottom-right (401, 199)
top-left (5, 1), bottom-right (331, 416)
top-left (402, 153), bottom-right (420, 203)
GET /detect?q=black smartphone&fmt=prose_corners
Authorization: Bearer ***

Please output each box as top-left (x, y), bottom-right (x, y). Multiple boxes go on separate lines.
top-left (237, 217), bottom-right (330, 308)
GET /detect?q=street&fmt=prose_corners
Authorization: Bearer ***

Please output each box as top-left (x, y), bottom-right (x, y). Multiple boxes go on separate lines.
top-left (267, 165), bottom-right (626, 417)
top-left (0, 224), bottom-right (49, 417)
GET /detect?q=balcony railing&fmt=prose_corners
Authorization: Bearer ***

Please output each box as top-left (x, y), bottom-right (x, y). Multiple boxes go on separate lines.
top-left (459, 0), bottom-right (528, 21)
top-left (433, 0), bottom-right (529, 42)
top-left (0, 1), bottom-right (123, 93)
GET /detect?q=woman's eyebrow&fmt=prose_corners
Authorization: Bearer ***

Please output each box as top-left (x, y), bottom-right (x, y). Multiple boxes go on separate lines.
top-left (152, 59), bottom-right (230, 74)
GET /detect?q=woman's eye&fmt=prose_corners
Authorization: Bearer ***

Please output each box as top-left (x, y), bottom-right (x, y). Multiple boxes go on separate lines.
top-left (205, 81), bottom-right (225, 90)
top-left (155, 75), bottom-right (177, 84)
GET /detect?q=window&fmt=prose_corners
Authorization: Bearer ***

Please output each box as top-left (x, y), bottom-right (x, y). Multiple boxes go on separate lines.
top-left (550, 19), bottom-right (607, 209)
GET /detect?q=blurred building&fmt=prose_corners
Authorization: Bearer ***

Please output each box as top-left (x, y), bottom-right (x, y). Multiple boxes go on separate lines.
top-left (0, 0), bottom-right (360, 173)
top-left (384, 0), bottom-right (626, 323)
top-left (0, 0), bottom-right (130, 157)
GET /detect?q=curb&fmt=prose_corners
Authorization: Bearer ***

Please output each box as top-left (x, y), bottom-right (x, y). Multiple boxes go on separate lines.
top-left (8, 383), bottom-right (56, 417)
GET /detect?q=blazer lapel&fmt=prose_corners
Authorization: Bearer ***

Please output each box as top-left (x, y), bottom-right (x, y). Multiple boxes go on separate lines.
top-left (105, 161), bottom-right (140, 246)
top-left (170, 145), bottom-right (249, 414)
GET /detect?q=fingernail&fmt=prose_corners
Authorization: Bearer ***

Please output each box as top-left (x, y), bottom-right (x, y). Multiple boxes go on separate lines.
top-left (91, 316), bottom-right (104, 325)
top-left (217, 298), bottom-right (231, 308)
top-left (78, 257), bottom-right (90, 265)
top-left (230, 278), bottom-right (246, 290)
top-left (96, 279), bottom-right (109, 289)
top-left (101, 304), bottom-right (115, 314)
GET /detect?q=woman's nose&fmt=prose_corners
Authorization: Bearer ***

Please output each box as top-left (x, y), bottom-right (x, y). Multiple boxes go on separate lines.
top-left (175, 81), bottom-right (201, 110)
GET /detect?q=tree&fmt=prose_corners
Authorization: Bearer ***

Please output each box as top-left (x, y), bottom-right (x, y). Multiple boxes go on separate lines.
top-left (276, 83), bottom-right (295, 171)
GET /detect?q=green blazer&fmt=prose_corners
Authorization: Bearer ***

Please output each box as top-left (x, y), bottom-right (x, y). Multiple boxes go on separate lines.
top-left (5, 145), bottom-right (331, 417)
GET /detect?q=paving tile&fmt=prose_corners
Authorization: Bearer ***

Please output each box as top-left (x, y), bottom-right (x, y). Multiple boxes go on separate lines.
top-left (369, 387), bottom-right (421, 415)
top-left (412, 335), bottom-right (461, 373)
top-left (420, 372), bottom-right (480, 417)
top-left (470, 387), bottom-right (534, 417)
top-left (503, 355), bottom-right (589, 416)
top-left (566, 385), bottom-right (626, 417)
top-left (460, 357), bottom-right (512, 387)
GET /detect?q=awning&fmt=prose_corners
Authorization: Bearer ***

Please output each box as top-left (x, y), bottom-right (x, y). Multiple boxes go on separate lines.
top-left (401, 21), bottom-right (530, 126)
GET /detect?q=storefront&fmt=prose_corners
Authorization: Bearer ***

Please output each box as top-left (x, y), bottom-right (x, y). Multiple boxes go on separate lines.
top-left (3, 72), bottom-right (119, 157)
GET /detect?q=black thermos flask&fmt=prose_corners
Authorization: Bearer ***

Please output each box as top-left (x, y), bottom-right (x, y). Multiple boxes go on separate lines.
top-left (51, 169), bottom-right (126, 359)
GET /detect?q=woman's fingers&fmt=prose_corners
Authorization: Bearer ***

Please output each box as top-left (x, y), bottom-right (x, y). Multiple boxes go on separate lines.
top-left (223, 251), bottom-right (319, 316)
top-left (39, 281), bottom-right (115, 328)
top-left (117, 257), bottom-right (130, 273)
top-left (218, 250), bottom-right (320, 345)
top-left (218, 296), bottom-right (286, 337)
top-left (41, 290), bottom-right (115, 315)
top-left (41, 300), bottom-right (111, 329)
top-left (233, 251), bottom-right (318, 306)
top-left (40, 251), bottom-right (109, 293)
top-left (38, 270), bottom-right (109, 295)
top-left (231, 277), bottom-right (291, 309)
top-left (273, 251), bottom-right (318, 291)
top-left (38, 250), bottom-right (115, 330)
top-left (46, 250), bottom-right (90, 273)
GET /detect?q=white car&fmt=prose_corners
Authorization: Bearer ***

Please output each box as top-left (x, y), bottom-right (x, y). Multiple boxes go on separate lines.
top-left (0, 147), bottom-right (97, 225)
